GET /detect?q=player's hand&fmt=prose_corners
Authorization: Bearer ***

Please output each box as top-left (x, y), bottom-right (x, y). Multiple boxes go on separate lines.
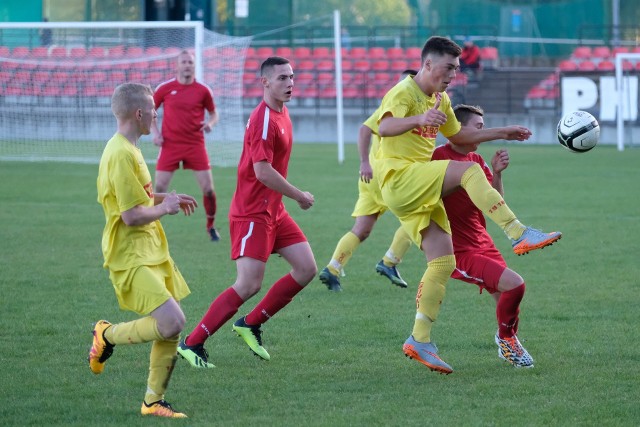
top-left (201, 121), bottom-right (213, 133)
top-left (491, 149), bottom-right (509, 173)
top-left (296, 191), bottom-right (314, 210)
top-left (176, 193), bottom-right (198, 215)
top-left (162, 191), bottom-right (181, 215)
top-left (503, 125), bottom-right (532, 141)
top-left (418, 94), bottom-right (446, 127)
top-left (360, 161), bottom-right (373, 183)
top-left (153, 134), bottom-right (164, 147)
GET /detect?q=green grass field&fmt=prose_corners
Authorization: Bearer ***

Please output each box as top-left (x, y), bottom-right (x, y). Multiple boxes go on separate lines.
top-left (1, 143), bottom-right (639, 426)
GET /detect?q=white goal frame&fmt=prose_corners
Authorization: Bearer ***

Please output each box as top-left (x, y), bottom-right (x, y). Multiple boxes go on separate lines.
top-left (614, 52), bottom-right (640, 152)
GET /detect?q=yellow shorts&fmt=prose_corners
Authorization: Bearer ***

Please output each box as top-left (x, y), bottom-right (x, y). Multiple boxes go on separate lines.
top-left (109, 257), bottom-right (191, 316)
top-left (380, 160), bottom-right (451, 246)
top-left (351, 174), bottom-right (388, 217)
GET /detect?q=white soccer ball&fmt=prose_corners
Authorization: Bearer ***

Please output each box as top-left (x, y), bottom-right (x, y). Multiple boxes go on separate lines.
top-left (557, 110), bottom-right (600, 153)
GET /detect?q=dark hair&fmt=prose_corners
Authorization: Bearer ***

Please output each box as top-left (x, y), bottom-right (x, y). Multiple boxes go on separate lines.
top-left (261, 56), bottom-right (290, 76)
top-left (421, 36), bottom-right (462, 62)
top-left (401, 69), bottom-right (418, 76)
top-left (453, 104), bottom-right (484, 125)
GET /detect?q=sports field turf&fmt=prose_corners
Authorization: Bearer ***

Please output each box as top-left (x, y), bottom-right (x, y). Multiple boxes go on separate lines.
top-left (1, 143), bottom-right (638, 426)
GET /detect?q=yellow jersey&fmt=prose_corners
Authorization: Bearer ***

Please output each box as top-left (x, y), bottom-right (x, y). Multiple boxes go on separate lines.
top-left (377, 76), bottom-right (460, 186)
top-left (97, 133), bottom-right (169, 271)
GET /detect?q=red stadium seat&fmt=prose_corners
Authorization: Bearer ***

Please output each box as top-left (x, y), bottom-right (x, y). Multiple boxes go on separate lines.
top-left (558, 60), bottom-right (578, 71)
top-left (405, 47), bottom-right (422, 59)
top-left (316, 60), bottom-right (333, 71)
top-left (145, 46), bottom-right (163, 56)
top-left (369, 47), bottom-right (385, 59)
top-left (386, 47), bottom-right (404, 59)
top-left (243, 85), bottom-right (263, 98)
top-left (353, 60), bottom-right (370, 72)
top-left (313, 47), bottom-right (331, 59)
top-left (69, 47), bottom-right (86, 58)
top-left (390, 60), bottom-right (409, 72)
top-left (592, 46), bottom-right (611, 59)
top-left (275, 46), bottom-right (293, 58)
top-left (50, 47), bottom-right (67, 58)
top-left (578, 60), bottom-right (596, 71)
top-left (256, 47), bottom-right (274, 58)
top-left (571, 46), bottom-right (591, 60)
top-left (317, 72), bottom-right (333, 86)
top-left (349, 47), bottom-right (367, 59)
top-left (597, 60), bottom-right (615, 71)
top-left (296, 60), bottom-right (315, 71)
top-left (107, 45), bottom-right (125, 58)
top-left (164, 47), bottom-right (181, 56)
top-left (244, 58), bottom-right (260, 72)
top-left (88, 47), bottom-right (105, 58)
top-left (294, 72), bottom-right (314, 86)
top-left (611, 46), bottom-right (629, 57)
top-left (125, 46), bottom-right (144, 57)
top-left (0, 46), bottom-right (9, 57)
top-left (293, 46), bottom-right (311, 60)
top-left (31, 47), bottom-right (48, 58)
top-left (11, 46), bottom-right (30, 58)
top-left (371, 60), bottom-right (389, 71)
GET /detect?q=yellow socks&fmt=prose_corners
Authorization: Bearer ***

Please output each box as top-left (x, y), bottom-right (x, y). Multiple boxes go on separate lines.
top-left (460, 163), bottom-right (525, 240)
top-left (104, 316), bottom-right (164, 345)
top-left (412, 255), bottom-right (456, 342)
top-left (327, 231), bottom-right (361, 275)
top-left (144, 335), bottom-right (180, 405)
top-left (382, 226), bottom-right (412, 266)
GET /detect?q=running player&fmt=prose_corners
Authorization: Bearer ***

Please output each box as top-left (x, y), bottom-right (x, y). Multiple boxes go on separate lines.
top-left (377, 36), bottom-right (561, 374)
top-left (152, 50), bottom-right (221, 241)
top-left (91, 82), bottom-right (198, 417)
top-left (432, 104), bottom-right (534, 368)
top-left (176, 56), bottom-right (317, 367)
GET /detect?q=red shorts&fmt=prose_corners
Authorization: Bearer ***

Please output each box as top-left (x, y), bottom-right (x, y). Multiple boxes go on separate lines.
top-left (229, 214), bottom-right (307, 262)
top-left (450, 246), bottom-right (507, 294)
top-left (156, 143), bottom-right (210, 172)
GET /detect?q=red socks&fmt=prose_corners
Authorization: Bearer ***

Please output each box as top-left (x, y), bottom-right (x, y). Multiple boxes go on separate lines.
top-left (186, 287), bottom-right (243, 346)
top-left (203, 192), bottom-right (217, 229)
top-left (245, 273), bottom-right (303, 325)
top-left (496, 283), bottom-right (525, 338)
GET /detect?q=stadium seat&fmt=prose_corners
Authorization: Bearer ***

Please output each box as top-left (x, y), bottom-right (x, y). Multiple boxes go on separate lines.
top-left (318, 87), bottom-right (336, 98)
top-left (316, 60), bottom-right (333, 71)
top-left (256, 47), bottom-right (274, 58)
top-left (31, 47), bottom-right (48, 58)
top-left (244, 58), bottom-right (260, 72)
top-left (164, 47), bottom-right (181, 56)
top-left (275, 46), bottom-right (293, 57)
top-left (293, 46), bottom-right (312, 60)
top-left (243, 85), bottom-right (263, 98)
top-left (558, 60), bottom-right (578, 71)
top-left (386, 47), bottom-right (404, 59)
top-left (342, 86), bottom-right (359, 98)
top-left (145, 46), bottom-right (163, 56)
top-left (622, 60), bottom-right (634, 71)
top-left (405, 47), bottom-right (422, 59)
top-left (571, 46), bottom-right (591, 60)
top-left (611, 46), bottom-right (629, 57)
top-left (318, 72), bottom-right (333, 86)
top-left (632, 46), bottom-right (640, 54)
top-left (597, 60), bottom-right (615, 71)
top-left (349, 47), bottom-right (367, 59)
top-left (524, 86), bottom-right (548, 109)
top-left (51, 47), bottom-right (67, 59)
top-left (125, 46), bottom-right (143, 57)
top-left (578, 60), bottom-right (596, 71)
top-left (313, 47), bottom-right (331, 59)
top-left (390, 59), bottom-right (410, 72)
top-left (353, 60), bottom-right (371, 72)
top-left (295, 72), bottom-right (314, 86)
top-left (69, 47), bottom-right (86, 58)
top-left (369, 47), bottom-right (385, 59)
top-left (372, 72), bottom-right (392, 86)
top-left (0, 71), bottom-right (11, 84)
top-left (32, 71), bottom-right (50, 86)
top-left (88, 46), bottom-right (105, 58)
top-left (245, 47), bottom-right (256, 59)
top-left (341, 60), bottom-right (353, 71)
top-left (296, 60), bottom-right (315, 71)
top-left (592, 46), bottom-right (611, 60)
top-left (371, 60), bottom-right (389, 71)
top-left (11, 46), bottom-right (30, 58)
top-left (0, 46), bottom-right (9, 57)
top-left (480, 46), bottom-right (499, 68)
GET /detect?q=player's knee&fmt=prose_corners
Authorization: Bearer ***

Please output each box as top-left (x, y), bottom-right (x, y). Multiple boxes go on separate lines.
top-left (427, 254), bottom-right (456, 276)
top-left (157, 311), bottom-right (186, 339)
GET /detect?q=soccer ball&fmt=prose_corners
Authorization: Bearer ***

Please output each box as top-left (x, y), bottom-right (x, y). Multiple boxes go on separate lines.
top-left (557, 111), bottom-right (600, 153)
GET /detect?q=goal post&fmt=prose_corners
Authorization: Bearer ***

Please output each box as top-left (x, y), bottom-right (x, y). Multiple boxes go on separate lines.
top-left (0, 21), bottom-right (251, 165)
top-left (614, 52), bottom-right (640, 152)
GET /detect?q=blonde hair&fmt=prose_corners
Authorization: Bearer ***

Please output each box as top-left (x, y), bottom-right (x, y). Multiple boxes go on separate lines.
top-left (111, 83), bottom-right (153, 119)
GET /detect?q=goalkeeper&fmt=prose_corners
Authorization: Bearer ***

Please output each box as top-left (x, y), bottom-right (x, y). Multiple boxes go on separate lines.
top-left (151, 50), bottom-right (221, 241)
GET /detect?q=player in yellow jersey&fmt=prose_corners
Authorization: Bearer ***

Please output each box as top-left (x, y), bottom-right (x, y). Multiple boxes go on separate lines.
top-left (319, 70), bottom-right (417, 292)
top-left (377, 36), bottom-right (562, 374)
top-left (91, 82), bottom-right (198, 417)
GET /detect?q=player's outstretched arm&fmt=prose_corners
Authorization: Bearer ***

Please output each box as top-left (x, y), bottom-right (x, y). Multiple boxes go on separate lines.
top-left (449, 125), bottom-right (531, 146)
top-left (378, 97), bottom-right (446, 137)
top-left (121, 191), bottom-right (193, 226)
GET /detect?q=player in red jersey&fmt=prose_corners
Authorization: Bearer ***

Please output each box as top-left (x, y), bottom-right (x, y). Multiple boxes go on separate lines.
top-left (431, 104), bottom-right (534, 368)
top-left (151, 50), bottom-right (221, 241)
top-left (176, 56), bottom-right (317, 366)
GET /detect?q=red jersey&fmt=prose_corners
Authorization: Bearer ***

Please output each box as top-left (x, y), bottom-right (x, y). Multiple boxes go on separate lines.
top-left (154, 78), bottom-right (215, 145)
top-left (432, 143), bottom-right (495, 253)
top-left (229, 101), bottom-right (293, 224)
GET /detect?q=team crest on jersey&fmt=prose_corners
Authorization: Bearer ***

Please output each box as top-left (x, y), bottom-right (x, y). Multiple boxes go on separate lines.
top-left (143, 182), bottom-right (154, 199)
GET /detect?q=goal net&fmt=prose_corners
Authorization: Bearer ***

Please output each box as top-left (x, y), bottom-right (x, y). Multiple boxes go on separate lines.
top-left (0, 21), bottom-right (251, 166)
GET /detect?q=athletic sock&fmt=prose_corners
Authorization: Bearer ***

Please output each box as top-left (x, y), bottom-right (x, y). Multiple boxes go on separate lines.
top-left (145, 335), bottom-right (179, 405)
top-left (460, 163), bottom-right (525, 240)
top-left (382, 226), bottom-right (412, 266)
top-left (185, 287), bottom-right (244, 346)
top-left (327, 231), bottom-right (361, 275)
top-left (203, 191), bottom-right (217, 229)
top-left (497, 283), bottom-right (525, 338)
top-left (245, 273), bottom-right (304, 325)
top-left (412, 255), bottom-right (456, 342)
top-left (105, 316), bottom-right (164, 345)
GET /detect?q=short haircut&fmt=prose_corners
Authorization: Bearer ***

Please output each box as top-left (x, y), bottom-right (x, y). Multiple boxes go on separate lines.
top-left (111, 83), bottom-right (153, 119)
top-left (260, 56), bottom-right (290, 76)
top-left (453, 104), bottom-right (484, 126)
top-left (401, 69), bottom-right (418, 76)
top-left (421, 36), bottom-right (462, 62)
